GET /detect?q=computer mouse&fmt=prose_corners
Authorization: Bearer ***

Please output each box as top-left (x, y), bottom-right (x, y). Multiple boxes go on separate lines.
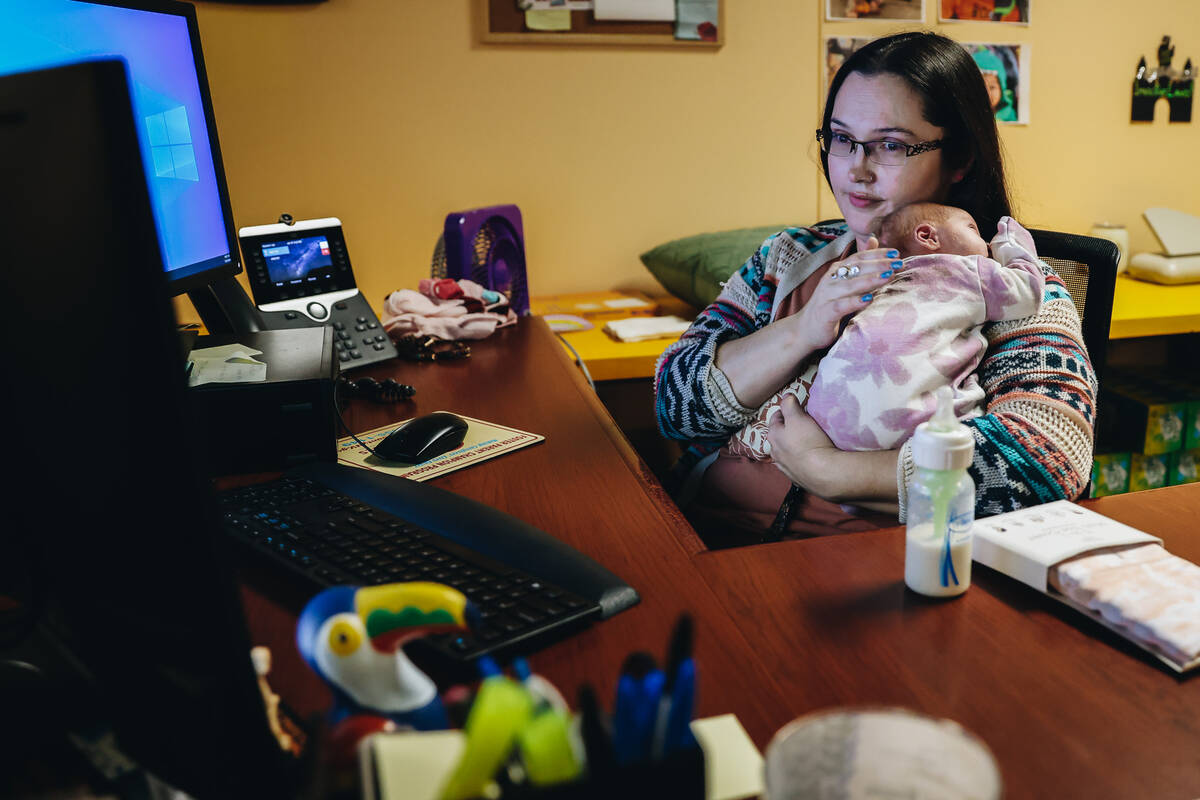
top-left (374, 412), bottom-right (469, 464)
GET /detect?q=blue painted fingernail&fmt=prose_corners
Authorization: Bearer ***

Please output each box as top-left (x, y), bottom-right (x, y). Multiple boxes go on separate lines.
top-left (861, 293), bottom-right (873, 302)
top-left (887, 250), bottom-right (899, 257)
top-left (880, 270), bottom-right (893, 278)
top-left (891, 260), bottom-right (902, 268)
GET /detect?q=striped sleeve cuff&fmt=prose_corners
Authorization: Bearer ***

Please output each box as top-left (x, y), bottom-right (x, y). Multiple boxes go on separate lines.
top-left (707, 362), bottom-right (757, 428)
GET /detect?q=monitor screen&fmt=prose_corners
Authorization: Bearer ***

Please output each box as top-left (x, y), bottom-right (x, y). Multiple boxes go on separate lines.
top-left (0, 0), bottom-right (241, 295)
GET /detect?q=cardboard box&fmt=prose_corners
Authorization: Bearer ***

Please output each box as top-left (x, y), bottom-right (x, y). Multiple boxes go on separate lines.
top-left (1102, 384), bottom-right (1186, 455)
top-left (1091, 452), bottom-right (1131, 497)
top-left (1130, 452), bottom-right (1171, 492)
top-left (1169, 448), bottom-right (1200, 485)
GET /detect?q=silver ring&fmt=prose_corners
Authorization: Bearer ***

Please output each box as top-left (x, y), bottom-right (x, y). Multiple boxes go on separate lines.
top-left (832, 264), bottom-right (859, 280)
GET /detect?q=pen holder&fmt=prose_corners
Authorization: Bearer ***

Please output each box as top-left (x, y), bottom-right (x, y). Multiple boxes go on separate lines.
top-left (499, 744), bottom-right (705, 800)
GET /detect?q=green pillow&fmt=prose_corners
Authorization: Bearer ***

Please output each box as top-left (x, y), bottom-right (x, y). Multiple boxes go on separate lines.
top-left (640, 225), bottom-right (793, 309)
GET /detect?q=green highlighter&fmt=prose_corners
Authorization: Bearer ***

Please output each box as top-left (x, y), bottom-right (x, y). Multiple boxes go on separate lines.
top-left (518, 706), bottom-right (580, 786)
top-left (439, 661), bottom-right (533, 800)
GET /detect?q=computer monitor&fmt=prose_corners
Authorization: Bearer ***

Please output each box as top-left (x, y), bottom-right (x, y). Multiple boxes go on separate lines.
top-left (0, 59), bottom-right (300, 800)
top-left (0, 0), bottom-right (262, 333)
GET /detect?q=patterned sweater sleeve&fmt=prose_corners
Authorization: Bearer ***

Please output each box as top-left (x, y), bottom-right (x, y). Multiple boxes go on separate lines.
top-left (653, 235), bottom-right (777, 444)
top-left (898, 262), bottom-right (1097, 519)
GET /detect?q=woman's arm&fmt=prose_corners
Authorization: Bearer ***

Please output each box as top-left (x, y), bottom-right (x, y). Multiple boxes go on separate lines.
top-left (767, 394), bottom-right (900, 508)
top-left (715, 239), bottom-right (899, 409)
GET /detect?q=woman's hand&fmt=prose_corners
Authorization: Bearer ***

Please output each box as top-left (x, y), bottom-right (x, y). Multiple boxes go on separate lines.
top-left (767, 393), bottom-right (901, 510)
top-left (712, 237), bottom-right (900, 410)
top-left (792, 235), bottom-right (901, 355)
top-left (766, 394), bottom-right (840, 496)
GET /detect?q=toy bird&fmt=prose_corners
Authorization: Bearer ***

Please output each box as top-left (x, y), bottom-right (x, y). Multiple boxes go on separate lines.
top-left (296, 582), bottom-right (478, 735)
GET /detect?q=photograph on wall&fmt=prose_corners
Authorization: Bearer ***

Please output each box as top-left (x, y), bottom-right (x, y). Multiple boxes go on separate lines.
top-left (824, 37), bottom-right (873, 96)
top-left (826, 0), bottom-right (924, 22)
top-left (940, 0), bottom-right (1029, 24)
top-left (962, 42), bottom-right (1030, 123)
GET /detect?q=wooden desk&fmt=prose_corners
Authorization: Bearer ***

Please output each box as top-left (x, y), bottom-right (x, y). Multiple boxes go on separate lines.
top-left (243, 319), bottom-right (1199, 799)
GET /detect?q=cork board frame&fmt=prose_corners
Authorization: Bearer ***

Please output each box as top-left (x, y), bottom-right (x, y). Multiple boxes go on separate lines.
top-left (479, 0), bottom-right (723, 47)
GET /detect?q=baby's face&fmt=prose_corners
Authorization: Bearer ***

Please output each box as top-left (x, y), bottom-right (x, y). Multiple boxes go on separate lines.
top-left (935, 209), bottom-right (990, 258)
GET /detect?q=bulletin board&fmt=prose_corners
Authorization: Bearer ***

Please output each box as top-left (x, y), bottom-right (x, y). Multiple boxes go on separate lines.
top-left (479, 0), bottom-right (723, 47)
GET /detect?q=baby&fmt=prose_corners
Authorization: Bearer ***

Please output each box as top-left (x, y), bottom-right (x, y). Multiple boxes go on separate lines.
top-left (727, 203), bottom-right (1045, 458)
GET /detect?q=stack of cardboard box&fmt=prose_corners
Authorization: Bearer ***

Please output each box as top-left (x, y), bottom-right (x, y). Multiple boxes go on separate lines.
top-left (1092, 366), bottom-right (1200, 496)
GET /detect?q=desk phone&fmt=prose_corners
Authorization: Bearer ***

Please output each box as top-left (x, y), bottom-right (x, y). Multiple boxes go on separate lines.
top-left (238, 216), bottom-right (398, 368)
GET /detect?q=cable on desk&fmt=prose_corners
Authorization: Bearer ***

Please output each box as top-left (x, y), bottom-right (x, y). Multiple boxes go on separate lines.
top-left (555, 332), bottom-right (596, 393)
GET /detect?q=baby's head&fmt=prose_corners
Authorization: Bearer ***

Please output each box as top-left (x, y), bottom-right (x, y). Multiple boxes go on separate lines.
top-left (878, 202), bottom-right (989, 259)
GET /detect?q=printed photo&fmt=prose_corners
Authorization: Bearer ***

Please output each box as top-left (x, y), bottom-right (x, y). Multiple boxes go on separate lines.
top-left (940, 0), bottom-right (1029, 24)
top-left (962, 42), bottom-right (1029, 123)
top-left (824, 37), bottom-right (873, 96)
top-left (826, 0), bottom-right (924, 22)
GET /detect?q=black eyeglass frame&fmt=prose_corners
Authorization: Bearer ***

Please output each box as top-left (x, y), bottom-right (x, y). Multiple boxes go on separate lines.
top-left (815, 129), bottom-right (945, 163)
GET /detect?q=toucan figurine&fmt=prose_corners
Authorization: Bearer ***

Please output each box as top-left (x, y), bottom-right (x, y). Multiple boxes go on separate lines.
top-left (296, 582), bottom-right (478, 740)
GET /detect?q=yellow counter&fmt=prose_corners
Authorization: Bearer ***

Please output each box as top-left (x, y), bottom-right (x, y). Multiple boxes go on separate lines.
top-left (1110, 274), bottom-right (1200, 339)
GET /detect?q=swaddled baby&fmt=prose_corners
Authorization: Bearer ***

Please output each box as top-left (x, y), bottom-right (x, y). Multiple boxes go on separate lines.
top-left (726, 203), bottom-right (1045, 458)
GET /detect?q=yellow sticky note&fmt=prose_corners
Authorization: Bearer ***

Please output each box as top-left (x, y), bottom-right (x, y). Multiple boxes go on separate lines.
top-left (525, 8), bottom-right (571, 30)
top-left (691, 714), bottom-right (765, 800)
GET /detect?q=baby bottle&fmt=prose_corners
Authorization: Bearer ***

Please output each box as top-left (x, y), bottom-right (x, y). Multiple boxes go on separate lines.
top-left (904, 386), bottom-right (975, 598)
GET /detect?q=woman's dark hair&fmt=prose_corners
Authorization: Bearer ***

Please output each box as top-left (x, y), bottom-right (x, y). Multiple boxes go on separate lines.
top-left (820, 31), bottom-right (1011, 239)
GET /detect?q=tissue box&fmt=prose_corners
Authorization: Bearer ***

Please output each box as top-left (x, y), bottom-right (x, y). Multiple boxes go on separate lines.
top-left (1130, 452), bottom-right (1171, 492)
top-left (1169, 448), bottom-right (1200, 485)
top-left (1090, 452), bottom-right (1130, 497)
top-left (1102, 384), bottom-right (1186, 455)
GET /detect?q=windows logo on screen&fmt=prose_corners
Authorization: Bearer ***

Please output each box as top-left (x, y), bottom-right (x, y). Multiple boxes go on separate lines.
top-left (144, 105), bottom-right (198, 181)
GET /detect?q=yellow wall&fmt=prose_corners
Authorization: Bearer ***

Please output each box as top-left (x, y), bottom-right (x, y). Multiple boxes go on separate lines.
top-left (183, 0), bottom-right (820, 323)
top-left (184, 0), bottom-right (1200, 323)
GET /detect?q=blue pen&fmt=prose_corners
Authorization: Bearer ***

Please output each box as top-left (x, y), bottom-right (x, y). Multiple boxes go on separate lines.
top-left (612, 652), bottom-right (663, 766)
top-left (652, 615), bottom-right (698, 759)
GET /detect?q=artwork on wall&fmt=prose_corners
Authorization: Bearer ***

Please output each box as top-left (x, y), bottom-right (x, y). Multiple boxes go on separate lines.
top-left (939, 0), bottom-right (1029, 24)
top-left (823, 37), bottom-right (872, 96)
top-left (824, 36), bottom-right (1029, 124)
top-left (963, 42), bottom-right (1029, 124)
top-left (825, 0), bottom-right (923, 22)
top-left (1131, 36), bottom-right (1194, 123)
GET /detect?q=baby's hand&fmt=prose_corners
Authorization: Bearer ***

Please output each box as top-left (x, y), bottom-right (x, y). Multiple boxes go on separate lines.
top-left (991, 216), bottom-right (1038, 264)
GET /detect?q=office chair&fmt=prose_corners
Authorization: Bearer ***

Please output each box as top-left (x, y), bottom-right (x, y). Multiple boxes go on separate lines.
top-left (1026, 229), bottom-right (1118, 388)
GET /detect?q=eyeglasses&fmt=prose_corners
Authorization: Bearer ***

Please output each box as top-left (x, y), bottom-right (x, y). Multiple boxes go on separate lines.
top-left (815, 129), bottom-right (944, 166)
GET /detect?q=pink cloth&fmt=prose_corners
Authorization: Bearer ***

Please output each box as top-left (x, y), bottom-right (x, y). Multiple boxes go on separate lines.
top-left (381, 278), bottom-right (516, 341)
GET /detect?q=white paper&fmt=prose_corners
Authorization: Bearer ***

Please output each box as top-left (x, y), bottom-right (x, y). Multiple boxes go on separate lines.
top-left (187, 343), bottom-right (267, 387)
top-left (603, 315), bottom-right (691, 342)
top-left (594, 0), bottom-right (675, 21)
top-left (972, 500), bottom-right (1162, 592)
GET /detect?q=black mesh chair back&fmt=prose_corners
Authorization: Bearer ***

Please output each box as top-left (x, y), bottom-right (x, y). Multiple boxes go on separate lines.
top-left (1027, 229), bottom-right (1119, 387)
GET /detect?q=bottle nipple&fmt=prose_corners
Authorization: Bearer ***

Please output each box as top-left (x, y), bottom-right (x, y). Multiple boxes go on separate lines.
top-left (930, 386), bottom-right (957, 431)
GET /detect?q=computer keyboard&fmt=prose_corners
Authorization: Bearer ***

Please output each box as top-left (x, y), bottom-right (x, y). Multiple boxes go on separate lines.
top-left (216, 462), bottom-right (639, 663)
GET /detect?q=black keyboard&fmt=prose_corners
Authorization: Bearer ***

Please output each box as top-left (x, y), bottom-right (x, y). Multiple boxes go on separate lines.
top-left (217, 462), bottom-right (639, 663)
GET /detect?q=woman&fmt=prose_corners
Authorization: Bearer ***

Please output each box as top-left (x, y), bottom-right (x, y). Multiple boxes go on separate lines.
top-left (654, 31), bottom-right (1096, 540)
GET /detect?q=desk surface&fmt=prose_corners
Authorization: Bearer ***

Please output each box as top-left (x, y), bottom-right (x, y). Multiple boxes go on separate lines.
top-left (1110, 273), bottom-right (1200, 338)
top-left (243, 318), bottom-right (1200, 800)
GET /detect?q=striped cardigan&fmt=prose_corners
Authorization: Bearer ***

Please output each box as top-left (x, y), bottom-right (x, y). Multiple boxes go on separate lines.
top-left (653, 221), bottom-right (1097, 521)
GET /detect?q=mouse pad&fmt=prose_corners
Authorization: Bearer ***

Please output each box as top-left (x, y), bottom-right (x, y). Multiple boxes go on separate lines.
top-left (336, 413), bottom-right (544, 482)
